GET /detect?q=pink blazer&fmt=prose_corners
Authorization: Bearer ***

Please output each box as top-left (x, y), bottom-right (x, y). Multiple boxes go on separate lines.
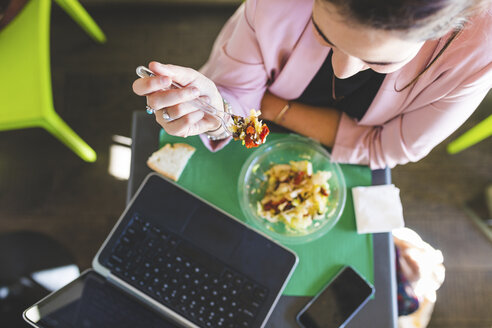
top-left (200, 0), bottom-right (492, 169)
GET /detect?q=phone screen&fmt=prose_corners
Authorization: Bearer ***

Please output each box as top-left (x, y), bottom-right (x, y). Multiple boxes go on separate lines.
top-left (297, 266), bottom-right (374, 328)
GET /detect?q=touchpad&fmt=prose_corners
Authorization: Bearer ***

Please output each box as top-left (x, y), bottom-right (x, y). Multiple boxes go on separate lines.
top-left (183, 203), bottom-right (243, 260)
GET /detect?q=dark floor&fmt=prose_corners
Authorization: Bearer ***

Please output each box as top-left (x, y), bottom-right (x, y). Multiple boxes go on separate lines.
top-left (0, 3), bottom-right (491, 328)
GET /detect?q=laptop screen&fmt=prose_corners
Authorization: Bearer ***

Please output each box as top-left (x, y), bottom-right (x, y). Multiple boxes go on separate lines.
top-left (24, 270), bottom-right (179, 328)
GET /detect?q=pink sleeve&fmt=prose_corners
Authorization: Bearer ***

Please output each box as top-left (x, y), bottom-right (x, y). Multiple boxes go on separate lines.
top-left (332, 65), bottom-right (492, 169)
top-left (199, 0), bottom-right (269, 152)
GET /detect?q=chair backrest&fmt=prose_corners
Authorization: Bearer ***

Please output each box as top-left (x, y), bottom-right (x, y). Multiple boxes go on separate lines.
top-left (0, 0), bottom-right (54, 129)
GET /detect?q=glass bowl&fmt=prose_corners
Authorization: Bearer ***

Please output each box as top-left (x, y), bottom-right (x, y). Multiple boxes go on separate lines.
top-left (238, 134), bottom-right (346, 244)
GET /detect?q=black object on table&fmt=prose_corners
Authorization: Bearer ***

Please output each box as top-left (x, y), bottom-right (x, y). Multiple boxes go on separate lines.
top-left (127, 111), bottom-right (398, 328)
top-left (0, 231), bottom-right (78, 328)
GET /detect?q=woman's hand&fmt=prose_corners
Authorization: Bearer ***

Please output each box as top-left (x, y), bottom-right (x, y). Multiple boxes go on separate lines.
top-left (132, 61), bottom-right (224, 137)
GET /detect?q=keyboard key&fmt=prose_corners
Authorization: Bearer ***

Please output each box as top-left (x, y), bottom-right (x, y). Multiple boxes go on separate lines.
top-left (233, 276), bottom-right (244, 286)
top-left (237, 316), bottom-right (253, 327)
top-left (242, 307), bottom-right (255, 319)
top-left (110, 255), bottom-right (123, 265)
top-left (254, 287), bottom-right (268, 300)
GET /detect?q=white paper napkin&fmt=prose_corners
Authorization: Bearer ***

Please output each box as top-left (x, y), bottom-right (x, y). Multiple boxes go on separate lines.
top-left (352, 184), bottom-right (405, 234)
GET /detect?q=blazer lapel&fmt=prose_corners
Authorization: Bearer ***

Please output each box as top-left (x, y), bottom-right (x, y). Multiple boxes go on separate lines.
top-left (269, 19), bottom-right (330, 100)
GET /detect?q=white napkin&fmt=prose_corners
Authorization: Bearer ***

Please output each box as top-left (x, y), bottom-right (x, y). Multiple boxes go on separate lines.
top-left (352, 184), bottom-right (405, 234)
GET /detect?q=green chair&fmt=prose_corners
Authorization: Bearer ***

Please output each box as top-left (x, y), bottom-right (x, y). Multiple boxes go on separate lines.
top-left (447, 114), bottom-right (492, 154)
top-left (0, 0), bottom-right (106, 162)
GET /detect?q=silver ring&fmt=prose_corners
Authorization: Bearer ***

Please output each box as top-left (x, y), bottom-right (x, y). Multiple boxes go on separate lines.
top-left (162, 109), bottom-right (172, 121)
top-left (145, 105), bottom-right (155, 115)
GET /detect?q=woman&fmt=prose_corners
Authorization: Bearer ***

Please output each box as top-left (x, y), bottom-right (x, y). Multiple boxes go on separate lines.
top-left (133, 0), bottom-right (492, 169)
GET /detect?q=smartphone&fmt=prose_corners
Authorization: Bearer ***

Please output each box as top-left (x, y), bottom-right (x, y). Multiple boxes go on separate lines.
top-left (296, 266), bottom-right (374, 328)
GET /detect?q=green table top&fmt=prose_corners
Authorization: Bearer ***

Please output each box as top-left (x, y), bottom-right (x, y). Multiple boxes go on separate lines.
top-left (159, 131), bottom-right (373, 296)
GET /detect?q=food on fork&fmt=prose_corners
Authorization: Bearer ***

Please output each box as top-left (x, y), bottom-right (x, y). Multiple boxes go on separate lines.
top-left (147, 143), bottom-right (196, 181)
top-left (230, 109), bottom-right (270, 149)
top-left (257, 160), bottom-right (332, 230)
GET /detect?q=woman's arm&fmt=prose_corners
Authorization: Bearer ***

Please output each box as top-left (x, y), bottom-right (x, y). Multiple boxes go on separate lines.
top-left (198, 0), bottom-right (270, 151)
top-left (263, 63), bottom-right (492, 170)
top-left (332, 66), bottom-right (492, 169)
top-left (260, 91), bottom-right (341, 147)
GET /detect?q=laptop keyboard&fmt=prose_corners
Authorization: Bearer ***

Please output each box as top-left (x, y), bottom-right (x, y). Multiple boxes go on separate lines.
top-left (104, 213), bottom-right (269, 328)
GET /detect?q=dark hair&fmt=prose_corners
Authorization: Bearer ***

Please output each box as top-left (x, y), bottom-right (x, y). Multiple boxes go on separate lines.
top-left (323, 0), bottom-right (490, 40)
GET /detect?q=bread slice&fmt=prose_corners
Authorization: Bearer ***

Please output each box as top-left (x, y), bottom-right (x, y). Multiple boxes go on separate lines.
top-left (147, 143), bottom-right (196, 181)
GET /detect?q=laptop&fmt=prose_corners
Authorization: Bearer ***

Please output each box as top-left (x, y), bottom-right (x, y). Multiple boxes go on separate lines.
top-left (23, 173), bottom-right (298, 328)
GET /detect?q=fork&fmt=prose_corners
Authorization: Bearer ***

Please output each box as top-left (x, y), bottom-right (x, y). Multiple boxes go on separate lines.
top-left (136, 66), bottom-right (243, 137)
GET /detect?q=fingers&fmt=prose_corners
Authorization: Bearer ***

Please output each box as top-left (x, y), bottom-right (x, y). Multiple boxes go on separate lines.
top-left (132, 61), bottom-right (220, 138)
top-left (132, 75), bottom-right (171, 96)
top-left (157, 110), bottom-right (205, 137)
top-left (162, 101), bottom-right (194, 121)
top-left (155, 96), bottom-right (219, 137)
top-left (156, 96), bottom-right (213, 123)
top-left (146, 87), bottom-right (200, 111)
top-left (149, 61), bottom-right (200, 86)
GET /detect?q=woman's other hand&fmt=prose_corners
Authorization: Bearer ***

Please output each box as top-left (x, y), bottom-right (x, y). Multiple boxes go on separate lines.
top-left (132, 61), bottom-right (224, 137)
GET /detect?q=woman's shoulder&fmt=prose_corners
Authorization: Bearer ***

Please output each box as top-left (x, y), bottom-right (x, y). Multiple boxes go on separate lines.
top-left (252, 0), bottom-right (312, 11)
top-left (461, 8), bottom-right (492, 46)
top-left (407, 9), bottom-right (492, 100)
top-left (450, 9), bottom-right (492, 60)
top-left (428, 9), bottom-right (492, 78)
top-left (246, 0), bottom-right (315, 58)
top-left (247, 0), bottom-right (313, 28)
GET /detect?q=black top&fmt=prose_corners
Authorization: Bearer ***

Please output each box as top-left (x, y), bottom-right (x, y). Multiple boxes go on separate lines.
top-left (296, 51), bottom-right (386, 121)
